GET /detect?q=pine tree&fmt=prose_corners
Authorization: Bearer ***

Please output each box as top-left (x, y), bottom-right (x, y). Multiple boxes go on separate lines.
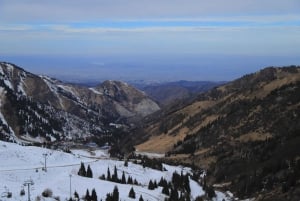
top-left (112, 165), bottom-right (118, 182)
top-left (87, 165), bottom-right (93, 178)
top-left (134, 179), bottom-right (139, 185)
top-left (172, 171), bottom-right (181, 189)
top-left (100, 174), bottom-right (106, 180)
top-left (139, 195), bottom-right (144, 201)
top-left (112, 186), bottom-right (119, 201)
top-left (158, 177), bottom-right (163, 186)
top-left (124, 160), bottom-right (128, 167)
top-left (162, 185), bottom-right (169, 196)
top-left (206, 185), bottom-right (216, 199)
top-left (148, 180), bottom-right (155, 190)
top-left (128, 187), bottom-right (136, 199)
top-left (185, 192), bottom-right (191, 201)
top-left (78, 162), bottom-right (87, 177)
top-left (170, 187), bottom-right (179, 201)
top-left (127, 176), bottom-right (133, 184)
top-left (107, 167), bottom-right (111, 181)
top-left (202, 176), bottom-right (207, 190)
top-left (159, 177), bottom-right (167, 187)
top-left (74, 191), bottom-right (79, 199)
top-left (183, 175), bottom-right (190, 193)
top-left (179, 192), bottom-right (185, 201)
top-left (91, 189), bottom-right (97, 201)
top-left (121, 171), bottom-right (126, 184)
top-left (105, 193), bottom-right (113, 201)
top-left (85, 189), bottom-right (91, 201)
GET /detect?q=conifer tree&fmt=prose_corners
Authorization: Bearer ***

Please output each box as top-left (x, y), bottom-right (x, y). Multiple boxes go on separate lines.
top-left (87, 165), bottom-right (93, 178)
top-left (128, 187), bottom-right (136, 199)
top-left (91, 188), bottom-right (97, 201)
top-left (100, 174), bottom-right (106, 180)
top-left (105, 193), bottom-right (113, 201)
top-left (206, 185), bottom-right (216, 199)
top-left (107, 167), bottom-right (111, 181)
top-left (139, 195), bottom-right (144, 201)
top-left (78, 162), bottom-right (87, 177)
top-left (112, 165), bottom-right (118, 182)
top-left (172, 171), bottom-right (181, 189)
top-left (185, 192), bottom-right (191, 201)
top-left (179, 192), bottom-right (185, 201)
top-left (121, 171), bottom-right (126, 184)
top-left (159, 177), bottom-right (167, 187)
top-left (202, 176), bottom-right (207, 190)
top-left (74, 191), bottom-right (79, 199)
top-left (112, 186), bottom-right (119, 201)
top-left (127, 176), bottom-right (133, 184)
top-left (148, 180), bottom-right (155, 190)
top-left (183, 175), bottom-right (191, 193)
top-left (85, 189), bottom-right (91, 201)
top-left (162, 185), bottom-right (169, 195)
top-left (170, 187), bottom-right (179, 201)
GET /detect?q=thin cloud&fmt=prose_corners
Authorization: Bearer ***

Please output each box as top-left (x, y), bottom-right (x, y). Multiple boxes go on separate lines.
top-left (0, 0), bottom-right (299, 58)
top-left (1, 13), bottom-right (299, 34)
top-left (1, 0), bottom-right (299, 23)
top-left (0, 24), bottom-right (33, 31)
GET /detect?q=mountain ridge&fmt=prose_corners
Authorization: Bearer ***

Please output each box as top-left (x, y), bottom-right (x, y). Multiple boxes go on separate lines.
top-left (0, 62), bottom-right (160, 144)
top-left (133, 80), bottom-right (225, 106)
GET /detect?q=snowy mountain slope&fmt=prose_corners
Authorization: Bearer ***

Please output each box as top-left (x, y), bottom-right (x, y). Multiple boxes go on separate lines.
top-left (0, 141), bottom-right (232, 201)
top-left (0, 62), bottom-right (160, 143)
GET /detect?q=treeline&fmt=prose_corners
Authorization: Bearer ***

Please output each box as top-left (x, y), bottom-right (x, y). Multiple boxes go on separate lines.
top-left (76, 161), bottom-right (212, 201)
top-left (70, 185), bottom-right (144, 201)
top-left (77, 162), bottom-right (140, 185)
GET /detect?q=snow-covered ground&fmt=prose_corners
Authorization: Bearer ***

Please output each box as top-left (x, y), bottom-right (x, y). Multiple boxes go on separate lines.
top-left (0, 141), bottom-right (233, 201)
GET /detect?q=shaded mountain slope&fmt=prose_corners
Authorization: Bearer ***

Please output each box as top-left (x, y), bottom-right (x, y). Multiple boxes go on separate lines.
top-left (130, 66), bottom-right (300, 200)
top-left (0, 62), bottom-right (159, 144)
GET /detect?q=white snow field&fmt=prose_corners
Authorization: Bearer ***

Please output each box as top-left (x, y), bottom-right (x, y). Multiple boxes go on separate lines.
top-left (0, 141), bottom-right (233, 201)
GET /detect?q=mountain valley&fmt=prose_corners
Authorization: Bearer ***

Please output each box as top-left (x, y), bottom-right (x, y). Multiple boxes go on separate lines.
top-left (0, 62), bottom-right (300, 200)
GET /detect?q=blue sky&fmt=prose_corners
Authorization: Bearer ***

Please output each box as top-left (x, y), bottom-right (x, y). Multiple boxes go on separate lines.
top-left (0, 0), bottom-right (299, 82)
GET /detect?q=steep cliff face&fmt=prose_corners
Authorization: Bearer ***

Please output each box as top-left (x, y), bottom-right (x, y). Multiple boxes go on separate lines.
top-left (0, 62), bottom-right (160, 143)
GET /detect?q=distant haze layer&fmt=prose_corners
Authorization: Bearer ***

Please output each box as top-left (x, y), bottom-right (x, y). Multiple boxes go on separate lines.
top-left (1, 54), bottom-right (299, 83)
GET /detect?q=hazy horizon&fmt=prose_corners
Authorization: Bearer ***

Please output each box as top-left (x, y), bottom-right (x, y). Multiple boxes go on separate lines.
top-left (1, 0), bottom-right (299, 82)
top-left (2, 54), bottom-right (300, 84)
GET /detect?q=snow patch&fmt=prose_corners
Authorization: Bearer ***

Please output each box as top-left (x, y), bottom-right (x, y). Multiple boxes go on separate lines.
top-left (0, 65), bottom-right (4, 75)
top-left (89, 87), bottom-right (103, 95)
top-left (5, 63), bottom-right (14, 72)
top-left (190, 177), bottom-right (205, 199)
top-left (4, 79), bottom-right (13, 90)
top-left (58, 84), bottom-right (77, 96)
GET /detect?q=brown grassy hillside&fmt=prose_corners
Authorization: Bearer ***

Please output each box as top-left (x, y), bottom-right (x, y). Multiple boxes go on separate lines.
top-left (129, 66), bottom-right (300, 200)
